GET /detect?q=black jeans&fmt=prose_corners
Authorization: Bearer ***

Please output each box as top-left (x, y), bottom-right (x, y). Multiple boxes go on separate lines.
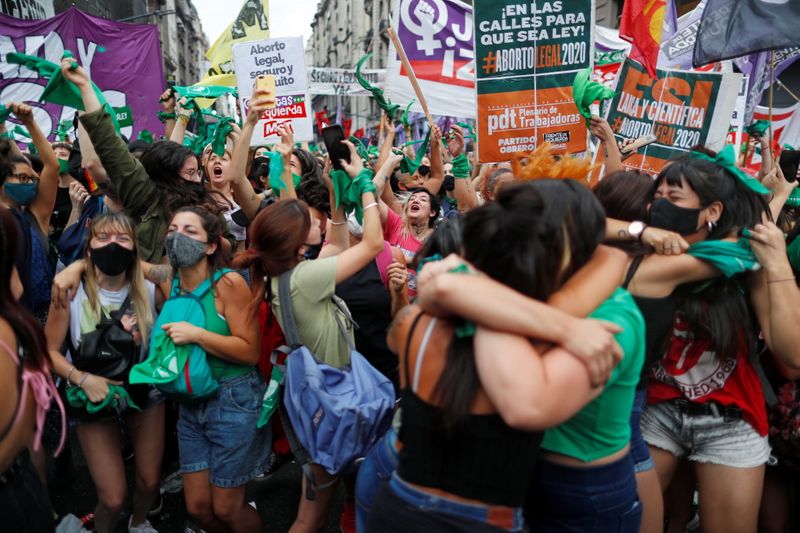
top-left (0, 452), bottom-right (54, 532)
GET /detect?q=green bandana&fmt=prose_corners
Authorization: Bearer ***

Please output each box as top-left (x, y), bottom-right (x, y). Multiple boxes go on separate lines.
top-left (349, 135), bottom-right (371, 162)
top-left (356, 53), bottom-right (401, 116)
top-left (572, 67), bottom-right (616, 124)
top-left (257, 365), bottom-right (284, 428)
top-left (401, 100), bottom-right (416, 128)
top-left (455, 121), bottom-right (476, 140)
top-left (211, 116), bottom-right (235, 156)
top-left (746, 120), bottom-right (770, 137)
top-left (66, 384), bottom-right (141, 414)
top-left (54, 119), bottom-right (72, 141)
top-left (687, 239), bottom-right (760, 277)
top-left (330, 167), bottom-right (376, 224)
top-left (173, 84), bottom-right (237, 105)
top-left (690, 145), bottom-right (770, 195)
top-left (265, 151), bottom-right (301, 193)
top-left (58, 158), bottom-right (69, 174)
top-left (398, 129), bottom-right (431, 175)
top-left (137, 129), bottom-right (154, 144)
top-left (787, 237), bottom-right (800, 272)
top-left (0, 104), bottom-right (13, 124)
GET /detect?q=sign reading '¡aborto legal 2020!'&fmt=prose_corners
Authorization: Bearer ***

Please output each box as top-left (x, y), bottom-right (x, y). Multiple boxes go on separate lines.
top-left (233, 36), bottom-right (314, 144)
top-left (592, 58), bottom-right (741, 179)
top-left (474, 0), bottom-right (594, 163)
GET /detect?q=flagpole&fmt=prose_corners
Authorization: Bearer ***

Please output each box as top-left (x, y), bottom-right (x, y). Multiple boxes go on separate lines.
top-left (769, 49), bottom-right (775, 148)
top-left (387, 26), bottom-right (435, 128)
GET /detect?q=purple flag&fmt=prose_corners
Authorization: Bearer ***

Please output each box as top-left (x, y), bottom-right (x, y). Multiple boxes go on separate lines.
top-left (0, 7), bottom-right (165, 141)
top-left (658, 1), bottom-right (706, 70)
top-left (735, 48), bottom-right (800, 125)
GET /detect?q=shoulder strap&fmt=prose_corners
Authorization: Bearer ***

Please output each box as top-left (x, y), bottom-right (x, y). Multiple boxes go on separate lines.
top-left (402, 310), bottom-right (426, 389)
top-left (376, 241), bottom-right (393, 286)
top-left (412, 318), bottom-right (438, 393)
top-left (109, 293), bottom-right (133, 321)
top-left (278, 269), bottom-right (302, 347)
top-left (622, 255), bottom-right (645, 290)
top-left (0, 338), bottom-right (24, 444)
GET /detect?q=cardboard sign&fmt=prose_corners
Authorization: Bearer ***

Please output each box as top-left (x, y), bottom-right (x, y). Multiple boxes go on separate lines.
top-left (593, 58), bottom-right (741, 178)
top-left (474, 0), bottom-right (595, 162)
top-left (233, 36), bottom-right (313, 144)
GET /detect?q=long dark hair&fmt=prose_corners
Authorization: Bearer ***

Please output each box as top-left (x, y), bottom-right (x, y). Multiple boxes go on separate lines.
top-left (233, 199), bottom-right (310, 305)
top-left (433, 180), bottom-right (606, 427)
top-left (139, 141), bottom-right (222, 217)
top-left (0, 208), bottom-right (50, 373)
top-left (657, 151), bottom-right (770, 360)
top-left (593, 170), bottom-right (654, 255)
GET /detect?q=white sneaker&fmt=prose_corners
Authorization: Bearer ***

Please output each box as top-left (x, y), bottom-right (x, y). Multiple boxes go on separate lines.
top-left (128, 516), bottom-right (159, 533)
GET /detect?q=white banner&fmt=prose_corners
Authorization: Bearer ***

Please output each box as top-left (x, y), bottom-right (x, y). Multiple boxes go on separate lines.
top-left (233, 37), bottom-right (313, 144)
top-left (385, 0), bottom-right (476, 118)
top-left (308, 67), bottom-right (386, 96)
top-left (727, 74), bottom-right (748, 156)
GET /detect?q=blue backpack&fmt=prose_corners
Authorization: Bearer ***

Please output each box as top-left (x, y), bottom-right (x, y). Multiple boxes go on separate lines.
top-left (276, 268), bottom-right (395, 494)
top-left (129, 269), bottom-right (231, 403)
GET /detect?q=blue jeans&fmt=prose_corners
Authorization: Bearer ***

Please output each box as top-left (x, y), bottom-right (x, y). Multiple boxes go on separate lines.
top-left (528, 454), bottom-right (641, 532)
top-left (366, 472), bottom-right (525, 532)
top-left (177, 371), bottom-right (271, 488)
top-left (356, 427), bottom-right (400, 531)
top-left (630, 389), bottom-right (656, 473)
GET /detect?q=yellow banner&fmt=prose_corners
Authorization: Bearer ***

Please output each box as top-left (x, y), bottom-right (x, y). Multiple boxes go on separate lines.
top-left (205, 0), bottom-right (270, 78)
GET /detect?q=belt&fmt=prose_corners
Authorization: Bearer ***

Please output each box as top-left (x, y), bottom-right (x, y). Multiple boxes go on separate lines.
top-left (672, 399), bottom-right (742, 419)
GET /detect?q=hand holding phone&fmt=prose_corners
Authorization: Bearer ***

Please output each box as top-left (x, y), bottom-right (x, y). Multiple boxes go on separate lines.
top-left (322, 125), bottom-right (350, 171)
top-left (779, 150), bottom-right (800, 183)
top-left (255, 75), bottom-right (276, 109)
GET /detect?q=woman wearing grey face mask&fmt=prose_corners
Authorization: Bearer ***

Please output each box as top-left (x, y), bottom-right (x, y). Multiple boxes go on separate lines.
top-left (148, 206), bottom-right (269, 533)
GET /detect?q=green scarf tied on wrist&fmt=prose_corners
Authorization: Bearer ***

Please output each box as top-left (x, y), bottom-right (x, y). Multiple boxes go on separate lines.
top-left (687, 239), bottom-right (760, 278)
top-left (157, 111), bottom-right (176, 123)
top-left (572, 67), bottom-right (616, 125)
top-left (451, 153), bottom-right (471, 179)
top-left (330, 168), bottom-right (376, 224)
top-left (356, 54), bottom-right (401, 116)
top-left (690, 145), bottom-right (770, 195)
top-left (211, 116), bottom-right (236, 156)
top-left (265, 151), bottom-right (301, 193)
top-left (66, 384), bottom-right (141, 414)
top-left (746, 120), bottom-right (770, 137)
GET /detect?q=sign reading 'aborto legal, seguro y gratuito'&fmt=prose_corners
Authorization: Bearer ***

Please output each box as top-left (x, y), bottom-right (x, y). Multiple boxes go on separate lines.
top-left (473, 0), bottom-right (594, 163)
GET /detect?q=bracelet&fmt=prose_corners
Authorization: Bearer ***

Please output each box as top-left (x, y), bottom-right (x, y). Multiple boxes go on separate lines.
top-left (77, 371), bottom-right (90, 388)
top-left (66, 366), bottom-right (77, 386)
top-left (363, 202), bottom-right (378, 210)
top-left (768, 277), bottom-right (796, 284)
top-left (331, 219), bottom-right (348, 226)
top-left (177, 114), bottom-right (191, 123)
top-left (156, 111), bottom-right (176, 123)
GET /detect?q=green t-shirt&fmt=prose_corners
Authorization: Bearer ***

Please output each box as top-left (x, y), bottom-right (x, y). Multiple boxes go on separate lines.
top-left (540, 288), bottom-right (645, 461)
top-left (271, 257), bottom-right (355, 368)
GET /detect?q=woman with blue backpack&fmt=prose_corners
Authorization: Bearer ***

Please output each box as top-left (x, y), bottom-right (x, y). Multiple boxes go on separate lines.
top-left (43, 212), bottom-right (163, 533)
top-left (142, 206), bottom-right (267, 533)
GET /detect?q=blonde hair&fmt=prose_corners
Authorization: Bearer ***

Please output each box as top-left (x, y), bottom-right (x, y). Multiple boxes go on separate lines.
top-left (82, 213), bottom-right (153, 343)
top-left (510, 142), bottom-right (595, 183)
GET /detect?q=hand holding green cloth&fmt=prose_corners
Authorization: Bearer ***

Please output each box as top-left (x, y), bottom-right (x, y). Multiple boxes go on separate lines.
top-left (687, 239), bottom-right (760, 277)
top-left (399, 129), bottom-right (431, 175)
top-left (746, 120), bottom-right (770, 137)
top-left (172, 84), bottom-right (238, 104)
top-left (572, 67), bottom-right (615, 124)
top-left (349, 135), bottom-right (371, 162)
top-left (330, 168), bottom-right (377, 224)
top-left (456, 122), bottom-right (476, 140)
top-left (690, 145), bottom-right (770, 195)
top-left (401, 100), bottom-right (416, 128)
top-left (211, 116), bottom-right (236, 156)
top-left (66, 384), bottom-right (141, 414)
top-left (129, 333), bottom-right (190, 385)
top-left (54, 119), bottom-right (72, 141)
top-left (451, 153), bottom-right (470, 179)
top-left (356, 54), bottom-right (401, 115)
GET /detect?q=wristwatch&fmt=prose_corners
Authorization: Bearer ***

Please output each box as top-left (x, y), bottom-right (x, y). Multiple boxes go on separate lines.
top-left (628, 221), bottom-right (646, 243)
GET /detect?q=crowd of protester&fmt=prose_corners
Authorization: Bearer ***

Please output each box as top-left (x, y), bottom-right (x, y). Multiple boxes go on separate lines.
top-left (1, 55), bottom-right (800, 533)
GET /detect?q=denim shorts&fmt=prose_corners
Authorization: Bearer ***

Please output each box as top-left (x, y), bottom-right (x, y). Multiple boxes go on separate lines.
top-left (356, 427), bottom-right (400, 532)
top-left (640, 401), bottom-right (771, 468)
top-left (366, 473), bottom-right (525, 532)
top-left (528, 454), bottom-right (641, 533)
top-left (629, 389), bottom-right (655, 473)
top-left (177, 371), bottom-right (271, 488)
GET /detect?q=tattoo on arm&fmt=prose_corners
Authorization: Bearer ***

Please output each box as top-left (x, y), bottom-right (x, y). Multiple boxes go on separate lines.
top-left (148, 265), bottom-right (173, 285)
top-left (618, 229), bottom-right (629, 240)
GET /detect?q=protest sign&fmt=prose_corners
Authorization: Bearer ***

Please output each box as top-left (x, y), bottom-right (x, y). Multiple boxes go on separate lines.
top-left (0, 7), bottom-right (164, 141)
top-left (473, 0), bottom-right (594, 162)
top-left (592, 58), bottom-right (740, 178)
top-left (308, 67), bottom-right (386, 96)
top-left (233, 36), bottom-right (313, 144)
top-left (727, 75), bottom-right (748, 157)
top-left (386, 0), bottom-right (476, 118)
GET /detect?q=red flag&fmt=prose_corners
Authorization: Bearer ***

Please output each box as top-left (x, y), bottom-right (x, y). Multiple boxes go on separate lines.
top-left (343, 118), bottom-right (353, 138)
top-left (352, 128), bottom-right (365, 139)
top-left (315, 109), bottom-right (330, 134)
top-left (619, 0), bottom-right (666, 78)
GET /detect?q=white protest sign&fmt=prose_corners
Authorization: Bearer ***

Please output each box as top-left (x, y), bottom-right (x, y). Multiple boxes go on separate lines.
top-left (233, 36), bottom-right (313, 144)
top-left (727, 74), bottom-right (748, 157)
top-left (308, 67), bottom-right (386, 96)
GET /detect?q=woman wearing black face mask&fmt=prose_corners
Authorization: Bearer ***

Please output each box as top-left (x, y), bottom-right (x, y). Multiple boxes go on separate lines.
top-left (44, 213), bottom-right (166, 533)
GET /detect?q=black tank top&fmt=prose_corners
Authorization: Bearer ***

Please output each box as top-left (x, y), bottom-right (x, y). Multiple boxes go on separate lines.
top-left (396, 313), bottom-right (542, 507)
top-left (623, 255), bottom-right (678, 390)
